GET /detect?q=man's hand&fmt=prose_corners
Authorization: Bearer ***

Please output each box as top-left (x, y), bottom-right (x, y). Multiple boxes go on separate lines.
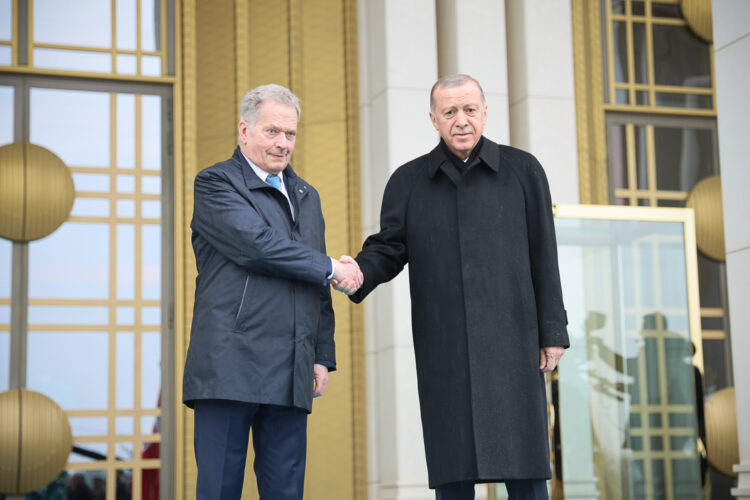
top-left (539, 346), bottom-right (565, 372)
top-left (331, 255), bottom-right (363, 295)
top-left (313, 363), bottom-right (329, 397)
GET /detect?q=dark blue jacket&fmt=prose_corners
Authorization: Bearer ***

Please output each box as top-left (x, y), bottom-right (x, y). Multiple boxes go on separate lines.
top-left (183, 147), bottom-right (335, 412)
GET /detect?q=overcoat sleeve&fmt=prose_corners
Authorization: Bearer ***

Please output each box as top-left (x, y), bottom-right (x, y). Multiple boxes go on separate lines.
top-left (349, 166), bottom-right (413, 303)
top-left (519, 156), bottom-right (570, 348)
top-left (191, 167), bottom-right (330, 286)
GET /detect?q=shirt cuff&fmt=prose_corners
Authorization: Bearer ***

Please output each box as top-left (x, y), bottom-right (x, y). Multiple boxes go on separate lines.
top-left (315, 360), bottom-right (335, 370)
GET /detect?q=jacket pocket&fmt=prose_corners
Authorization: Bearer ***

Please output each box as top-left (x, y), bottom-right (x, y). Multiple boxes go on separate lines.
top-left (232, 275), bottom-right (250, 330)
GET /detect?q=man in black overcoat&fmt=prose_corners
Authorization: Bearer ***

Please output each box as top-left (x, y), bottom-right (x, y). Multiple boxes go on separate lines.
top-left (183, 84), bottom-right (362, 500)
top-left (338, 75), bottom-right (570, 499)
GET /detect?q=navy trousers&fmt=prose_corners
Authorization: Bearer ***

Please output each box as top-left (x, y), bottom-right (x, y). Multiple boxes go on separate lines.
top-left (435, 479), bottom-right (548, 500)
top-left (193, 399), bottom-right (308, 500)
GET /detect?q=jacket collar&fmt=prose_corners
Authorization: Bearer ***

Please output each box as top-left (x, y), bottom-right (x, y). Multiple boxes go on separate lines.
top-left (426, 136), bottom-right (500, 178)
top-left (232, 146), bottom-right (310, 200)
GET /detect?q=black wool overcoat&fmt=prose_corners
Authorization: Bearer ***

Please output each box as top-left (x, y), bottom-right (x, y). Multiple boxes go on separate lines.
top-left (351, 137), bottom-right (569, 487)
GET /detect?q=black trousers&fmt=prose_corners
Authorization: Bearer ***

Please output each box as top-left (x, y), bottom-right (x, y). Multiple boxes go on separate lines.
top-left (435, 479), bottom-right (549, 500)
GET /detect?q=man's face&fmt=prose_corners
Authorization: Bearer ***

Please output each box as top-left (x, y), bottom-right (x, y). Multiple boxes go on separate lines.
top-left (429, 81), bottom-right (487, 159)
top-left (239, 99), bottom-right (298, 175)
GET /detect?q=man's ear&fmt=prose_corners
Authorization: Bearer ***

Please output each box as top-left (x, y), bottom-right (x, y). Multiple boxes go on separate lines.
top-left (238, 120), bottom-right (248, 144)
top-left (429, 112), bottom-right (439, 131)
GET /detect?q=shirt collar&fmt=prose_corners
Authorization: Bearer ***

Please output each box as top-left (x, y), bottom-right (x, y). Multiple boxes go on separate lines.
top-left (241, 151), bottom-right (287, 191)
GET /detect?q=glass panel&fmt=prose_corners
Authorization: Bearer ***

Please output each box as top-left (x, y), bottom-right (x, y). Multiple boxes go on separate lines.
top-left (70, 443), bottom-right (108, 462)
top-left (702, 339), bottom-right (730, 397)
top-left (33, 48), bottom-right (112, 72)
top-left (117, 306), bottom-right (135, 324)
top-left (636, 90), bottom-right (649, 105)
top-left (117, 94), bottom-right (136, 168)
top-left (34, 0), bottom-right (111, 48)
top-left (118, 224), bottom-right (135, 299)
top-left (118, 174), bottom-right (136, 193)
top-left (141, 0), bottom-right (160, 51)
top-left (143, 200), bottom-right (161, 218)
top-left (142, 54), bottom-right (161, 76)
top-left (142, 95), bottom-right (162, 169)
top-left (0, 45), bottom-right (10, 65)
top-left (69, 417), bottom-right (107, 436)
top-left (117, 53), bottom-right (138, 74)
top-left (0, 331), bottom-right (8, 391)
top-left (73, 173), bottom-right (111, 192)
top-left (653, 2), bottom-right (683, 18)
top-left (654, 127), bottom-right (717, 191)
top-left (556, 215), bottom-right (702, 500)
top-left (117, 332), bottom-right (134, 409)
top-left (142, 175), bottom-right (161, 194)
top-left (28, 223), bottom-right (109, 299)
top-left (613, 21), bottom-right (629, 83)
top-left (654, 92), bottom-right (713, 109)
top-left (631, 1), bottom-right (645, 15)
top-left (607, 124), bottom-right (628, 195)
top-left (634, 125), bottom-right (647, 190)
top-left (71, 197), bottom-right (110, 217)
top-left (27, 331), bottom-right (108, 409)
top-left (142, 331), bottom-right (161, 408)
top-left (0, 0), bottom-right (11, 41)
top-left (652, 25), bottom-right (711, 88)
top-left (30, 87), bottom-right (110, 167)
top-left (117, 415), bottom-right (134, 434)
top-left (611, 0), bottom-right (625, 15)
top-left (633, 22), bottom-right (647, 84)
top-left (616, 89), bottom-right (629, 104)
top-left (29, 470), bottom-right (103, 498)
top-left (28, 305), bottom-right (108, 325)
top-left (143, 225), bottom-right (161, 300)
top-left (0, 85), bottom-right (13, 145)
top-left (117, 0), bottom-right (137, 50)
top-left (0, 237), bottom-right (10, 297)
top-left (118, 199), bottom-right (136, 218)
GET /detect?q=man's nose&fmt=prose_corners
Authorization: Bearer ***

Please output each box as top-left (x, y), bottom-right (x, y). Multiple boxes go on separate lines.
top-left (275, 134), bottom-right (289, 150)
top-left (455, 111), bottom-right (469, 126)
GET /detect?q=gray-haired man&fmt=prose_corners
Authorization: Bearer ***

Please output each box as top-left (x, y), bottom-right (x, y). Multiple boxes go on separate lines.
top-left (183, 83), bottom-right (361, 499)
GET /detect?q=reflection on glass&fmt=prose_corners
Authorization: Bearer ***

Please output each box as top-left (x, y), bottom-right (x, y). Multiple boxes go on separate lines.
top-left (142, 55), bottom-right (161, 76)
top-left (69, 417), bottom-right (107, 436)
top-left (117, 416), bottom-right (134, 434)
top-left (634, 126), bottom-right (647, 190)
top-left (70, 443), bottom-right (108, 462)
top-left (613, 21), bottom-right (629, 83)
top-left (142, 95), bottom-right (162, 169)
top-left (73, 173), bottom-right (110, 192)
top-left (118, 224), bottom-right (135, 299)
top-left (30, 470), bottom-right (102, 499)
top-left (117, 332), bottom-right (134, 409)
top-left (31, 87), bottom-right (110, 167)
top-left (654, 127), bottom-right (716, 191)
top-left (142, 225), bottom-right (161, 300)
top-left (0, 0), bottom-right (11, 40)
top-left (116, 469), bottom-right (133, 499)
top-left (142, 332), bottom-right (161, 408)
top-left (655, 92), bottom-right (712, 109)
top-left (117, 0), bottom-right (137, 50)
top-left (118, 94), bottom-right (136, 168)
top-left (28, 305), bottom-right (108, 325)
top-left (632, 22), bottom-right (647, 84)
top-left (27, 331), bottom-right (109, 409)
top-left (0, 85), bottom-right (13, 145)
top-left (653, 25), bottom-right (711, 88)
top-left (0, 332), bottom-right (9, 391)
top-left (71, 197), bottom-right (110, 217)
top-left (34, 48), bottom-right (112, 72)
top-left (141, 0), bottom-right (160, 51)
top-left (117, 53), bottom-right (138, 75)
top-left (34, 0), bottom-right (110, 47)
top-left (0, 236), bottom-right (10, 297)
top-left (29, 223), bottom-right (109, 299)
top-left (0, 45), bottom-right (10, 65)
top-left (556, 216), bottom-right (702, 500)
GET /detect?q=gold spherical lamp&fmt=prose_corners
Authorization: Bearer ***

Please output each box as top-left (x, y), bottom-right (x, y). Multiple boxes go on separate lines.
top-left (0, 389), bottom-right (73, 495)
top-left (0, 142), bottom-right (75, 242)
top-left (704, 387), bottom-right (739, 477)
top-left (680, 0), bottom-right (713, 43)
top-left (686, 176), bottom-right (725, 262)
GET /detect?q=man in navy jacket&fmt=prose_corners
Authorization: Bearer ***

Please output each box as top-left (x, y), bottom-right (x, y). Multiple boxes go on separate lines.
top-left (183, 84), bottom-right (361, 500)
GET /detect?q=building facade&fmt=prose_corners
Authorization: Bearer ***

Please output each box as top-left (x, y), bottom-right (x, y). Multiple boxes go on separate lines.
top-left (0, 1), bottom-right (747, 499)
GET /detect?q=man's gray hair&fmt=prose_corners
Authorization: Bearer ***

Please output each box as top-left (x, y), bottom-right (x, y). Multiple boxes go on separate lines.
top-left (240, 84), bottom-right (301, 127)
top-left (430, 74), bottom-right (486, 111)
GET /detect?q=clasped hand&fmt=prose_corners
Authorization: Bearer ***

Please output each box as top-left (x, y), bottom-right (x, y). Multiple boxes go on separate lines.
top-left (331, 255), bottom-right (363, 295)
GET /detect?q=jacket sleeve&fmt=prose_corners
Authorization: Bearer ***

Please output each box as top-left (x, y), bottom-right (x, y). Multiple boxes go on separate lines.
top-left (522, 156), bottom-right (570, 349)
top-left (315, 283), bottom-right (336, 370)
top-left (349, 167), bottom-right (412, 303)
top-left (191, 167), bottom-right (330, 285)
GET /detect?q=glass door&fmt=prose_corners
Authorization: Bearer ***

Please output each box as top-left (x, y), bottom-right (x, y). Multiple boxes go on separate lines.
top-left (0, 75), bottom-right (172, 500)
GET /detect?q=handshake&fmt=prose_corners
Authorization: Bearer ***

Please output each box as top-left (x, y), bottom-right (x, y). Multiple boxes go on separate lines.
top-left (331, 255), bottom-right (363, 295)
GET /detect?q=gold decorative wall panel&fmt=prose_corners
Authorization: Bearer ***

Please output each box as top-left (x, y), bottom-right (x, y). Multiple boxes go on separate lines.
top-left (179, 1), bottom-right (364, 498)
